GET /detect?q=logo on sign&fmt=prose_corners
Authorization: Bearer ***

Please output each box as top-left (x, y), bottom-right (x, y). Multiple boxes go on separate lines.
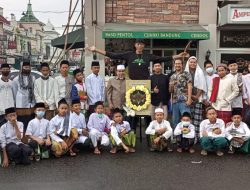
top-left (232, 9), bottom-right (250, 20)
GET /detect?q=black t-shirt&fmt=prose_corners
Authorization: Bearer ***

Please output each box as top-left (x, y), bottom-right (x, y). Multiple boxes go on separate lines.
top-left (106, 51), bottom-right (172, 80)
top-left (150, 73), bottom-right (170, 106)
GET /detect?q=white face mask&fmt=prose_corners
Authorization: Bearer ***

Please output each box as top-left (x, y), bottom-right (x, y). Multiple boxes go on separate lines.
top-left (182, 121), bottom-right (190, 127)
top-left (206, 67), bottom-right (214, 74)
top-left (230, 70), bottom-right (238, 74)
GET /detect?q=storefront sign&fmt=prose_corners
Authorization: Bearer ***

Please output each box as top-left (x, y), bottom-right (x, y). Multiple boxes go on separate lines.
top-left (220, 30), bottom-right (250, 48)
top-left (231, 8), bottom-right (250, 22)
top-left (103, 31), bottom-right (210, 40)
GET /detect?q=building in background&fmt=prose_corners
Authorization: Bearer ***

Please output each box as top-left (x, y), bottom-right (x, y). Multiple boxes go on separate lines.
top-left (217, 0), bottom-right (250, 72)
top-left (84, 0), bottom-right (250, 77)
top-left (43, 19), bottom-right (61, 63)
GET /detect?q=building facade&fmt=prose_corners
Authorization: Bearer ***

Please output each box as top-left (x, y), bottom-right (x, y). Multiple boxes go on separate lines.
top-left (84, 0), bottom-right (250, 77)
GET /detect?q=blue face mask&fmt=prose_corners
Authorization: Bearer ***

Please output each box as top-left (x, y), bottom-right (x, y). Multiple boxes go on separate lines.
top-left (98, 113), bottom-right (103, 118)
top-left (36, 111), bottom-right (45, 118)
top-left (206, 67), bottom-right (214, 74)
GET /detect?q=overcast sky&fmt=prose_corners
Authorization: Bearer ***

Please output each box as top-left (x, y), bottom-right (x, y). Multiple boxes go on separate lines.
top-left (0, 0), bottom-right (82, 34)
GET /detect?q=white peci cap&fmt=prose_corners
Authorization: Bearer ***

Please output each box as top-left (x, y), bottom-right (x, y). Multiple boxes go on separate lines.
top-left (155, 108), bottom-right (164, 113)
top-left (117, 65), bottom-right (125, 70)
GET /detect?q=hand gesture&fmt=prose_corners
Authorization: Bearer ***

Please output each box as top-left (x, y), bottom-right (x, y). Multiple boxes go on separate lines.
top-left (153, 137), bottom-right (161, 144)
top-left (82, 128), bottom-right (89, 136)
top-left (185, 99), bottom-right (192, 106)
top-left (45, 139), bottom-right (51, 146)
top-left (153, 86), bottom-right (159, 94)
top-left (87, 46), bottom-right (96, 52)
top-left (202, 131), bottom-right (208, 137)
top-left (2, 157), bottom-right (9, 168)
top-left (61, 141), bottom-right (68, 150)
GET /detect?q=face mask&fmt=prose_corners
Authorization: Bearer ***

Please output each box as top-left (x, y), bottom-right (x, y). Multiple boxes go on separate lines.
top-left (230, 70), bottom-right (238, 74)
top-left (182, 121), bottom-right (190, 127)
top-left (1, 71), bottom-right (10, 77)
top-left (22, 69), bottom-right (31, 75)
top-left (36, 111), bottom-right (45, 118)
top-left (98, 113), bottom-right (103, 118)
top-left (233, 121), bottom-right (240, 126)
top-left (206, 67), bottom-right (213, 74)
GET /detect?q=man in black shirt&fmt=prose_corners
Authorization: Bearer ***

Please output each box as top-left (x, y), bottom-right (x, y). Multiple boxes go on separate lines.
top-left (150, 61), bottom-right (170, 120)
top-left (88, 39), bottom-right (187, 80)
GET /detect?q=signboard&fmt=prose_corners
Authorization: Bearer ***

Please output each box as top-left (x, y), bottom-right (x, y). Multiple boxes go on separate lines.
top-left (231, 8), bottom-right (250, 22)
top-left (220, 30), bottom-right (250, 48)
top-left (220, 5), bottom-right (250, 25)
top-left (126, 80), bottom-right (151, 116)
top-left (103, 31), bottom-right (210, 40)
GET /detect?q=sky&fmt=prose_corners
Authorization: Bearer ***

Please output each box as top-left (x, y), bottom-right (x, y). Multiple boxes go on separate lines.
top-left (0, 0), bottom-right (83, 34)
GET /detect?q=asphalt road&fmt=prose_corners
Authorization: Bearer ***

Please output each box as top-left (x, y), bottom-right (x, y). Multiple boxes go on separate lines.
top-left (1, 136), bottom-right (250, 190)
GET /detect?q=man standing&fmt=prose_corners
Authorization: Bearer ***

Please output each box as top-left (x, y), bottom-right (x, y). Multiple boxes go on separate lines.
top-left (169, 58), bottom-right (192, 129)
top-left (54, 60), bottom-right (74, 106)
top-left (12, 61), bottom-right (36, 129)
top-left (88, 39), bottom-right (187, 80)
top-left (107, 65), bottom-right (126, 110)
top-left (0, 64), bottom-right (15, 126)
top-left (185, 56), bottom-right (207, 139)
top-left (85, 61), bottom-right (105, 116)
top-left (203, 60), bottom-right (218, 106)
top-left (209, 64), bottom-right (239, 124)
top-left (227, 59), bottom-right (243, 113)
top-left (34, 62), bottom-right (56, 120)
top-left (150, 61), bottom-right (170, 120)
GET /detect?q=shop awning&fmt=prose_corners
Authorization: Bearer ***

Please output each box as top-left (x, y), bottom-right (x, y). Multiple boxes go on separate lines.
top-left (102, 23), bottom-right (210, 40)
top-left (51, 28), bottom-right (85, 49)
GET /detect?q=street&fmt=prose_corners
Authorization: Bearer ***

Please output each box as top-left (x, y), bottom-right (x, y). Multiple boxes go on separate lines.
top-left (1, 138), bottom-right (250, 190)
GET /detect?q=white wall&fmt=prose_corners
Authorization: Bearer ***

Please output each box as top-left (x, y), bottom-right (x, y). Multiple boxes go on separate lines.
top-left (198, 0), bottom-right (218, 68)
top-left (84, 0), bottom-right (105, 77)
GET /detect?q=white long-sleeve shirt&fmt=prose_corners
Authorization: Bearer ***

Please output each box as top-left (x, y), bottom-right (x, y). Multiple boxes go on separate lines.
top-left (12, 75), bottom-right (36, 108)
top-left (110, 121), bottom-right (131, 145)
top-left (199, 118), bottom-right (226, 138)
top-left (174, 122), bottom-right (195, 139)
top-left (225, 121), bottom-right (250, 141)
top-left (87, 113), bottom-right (110, 132)
top-left (34, 77), bottom-right (56, 110)
top-left (71, 111), bottom-right (87, 135)
top-left (227, 73), bottom-right (243, 108)
top-left (243, 74), bottom-right (250, 103)
top-left (26, 118), bottom-right (50, 139)
top-left (0, 121), bottom-right (24, 148)
top-left (0, 79), bottom-right (15, 115)
top-left (85, 73), bottom-right (105, 105)
top-left (49, 114), bottom-right (73, 142)
top-left (145, 120), bottom-right (173, 140)
top-left (209, 75), bottom-right (239, 111)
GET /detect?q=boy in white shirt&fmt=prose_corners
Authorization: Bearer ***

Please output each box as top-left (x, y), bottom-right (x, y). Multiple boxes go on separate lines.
top-left (49, 99), bottom-right (79, 157)
top-left (200, 107), bottom-right (228, 156)
top-left (71, 98), bottom-right (90, 152)
top-left (226, 109), bottom-right (250, 154)
top-left (145, 108), bottom-right (173, 152)
top-left (110, 108), bottom-right (136, 154)
top-left (26, 103), bottom-right (51, 161)
top-left (0, 107), bottom-right (32, 167)
top-left (174, 112), bottom-right (195, 153)
top-left (88, 101), bottom-right (110, 155)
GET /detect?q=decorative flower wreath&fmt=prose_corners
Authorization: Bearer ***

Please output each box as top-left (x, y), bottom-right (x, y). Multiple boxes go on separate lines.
top-left (126, 85), bottom-right (151, 111)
